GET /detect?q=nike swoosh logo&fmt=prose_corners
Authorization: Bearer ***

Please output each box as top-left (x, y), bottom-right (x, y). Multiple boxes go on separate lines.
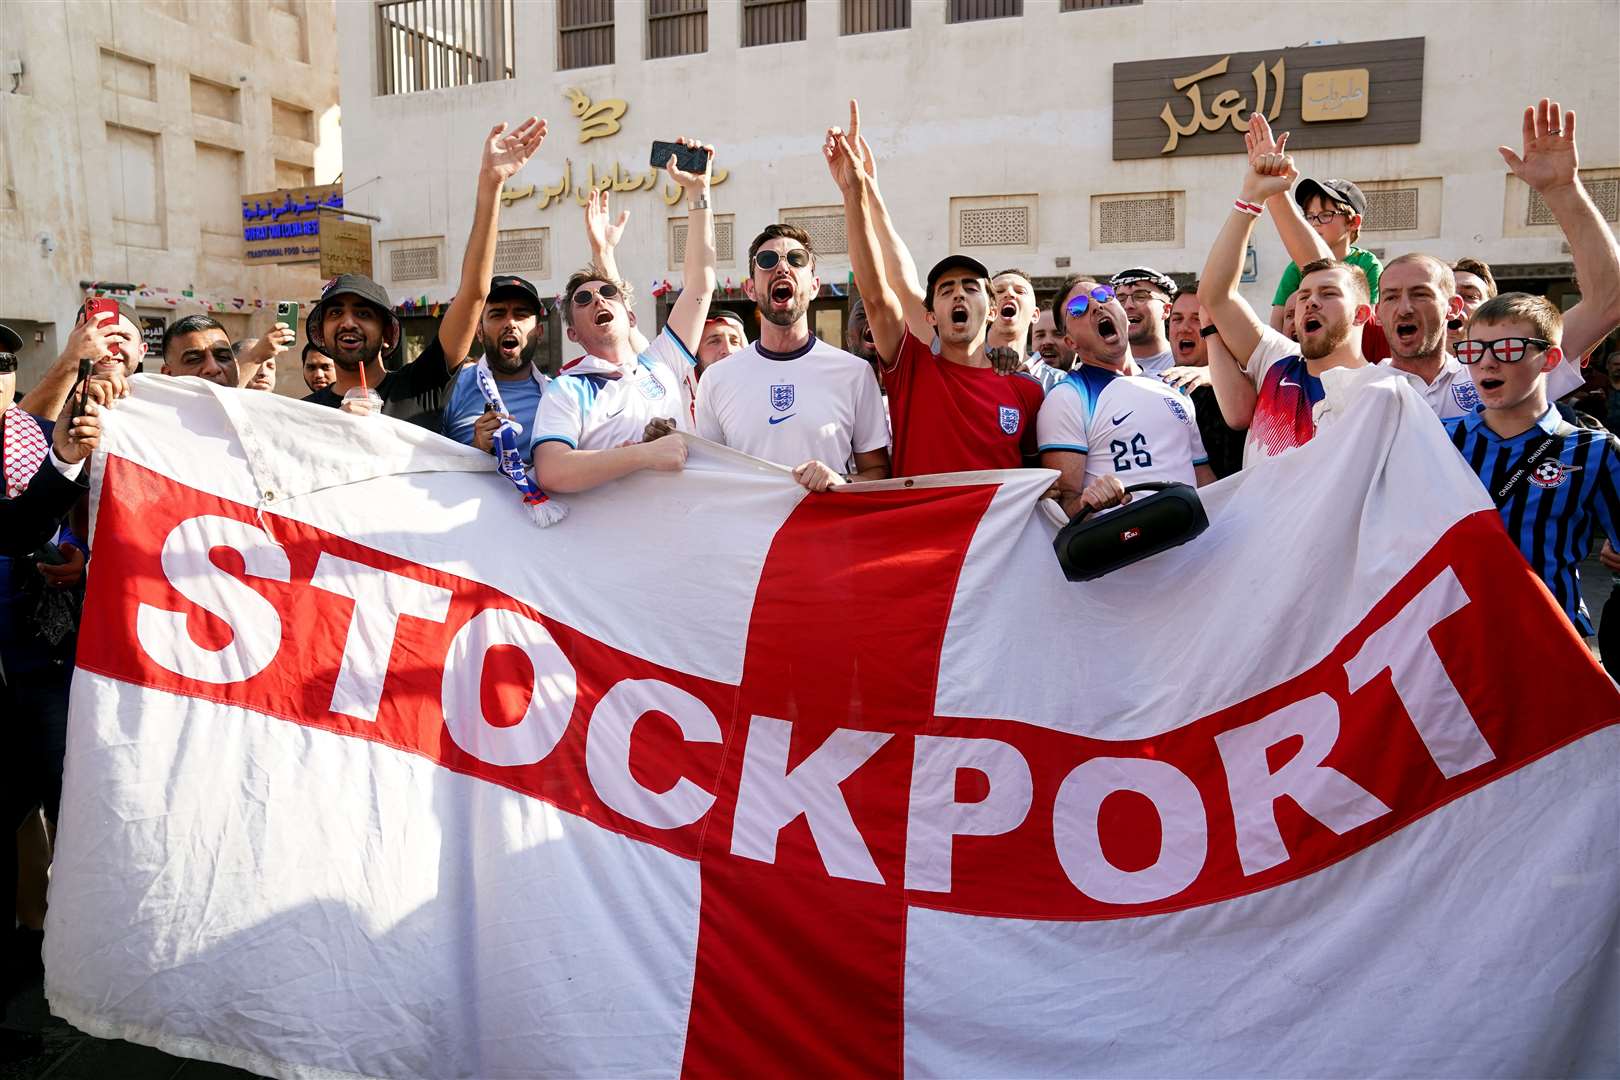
top-left (1111, 411), bottom-right (1132, 425)
top-left (768, 413), bottom-right (796, 425)
top-left (1279, 379), bottom-right (1300, 390)
top-left (605, 407), bottom-right (625, 419)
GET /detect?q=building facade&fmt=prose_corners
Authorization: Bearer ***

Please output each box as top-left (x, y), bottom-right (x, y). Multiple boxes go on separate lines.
top-left (0, 0), bottom-right (341, 396)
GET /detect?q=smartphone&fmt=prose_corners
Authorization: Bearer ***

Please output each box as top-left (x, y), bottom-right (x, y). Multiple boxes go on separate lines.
top-left (650, 140), bottom-right (710, 175)
top-left (275, 301), bottom-right (299, 334)
top-left (83, 297), bottom-right (122, 358)
top-left (71, 357), bottom-right (91, 419)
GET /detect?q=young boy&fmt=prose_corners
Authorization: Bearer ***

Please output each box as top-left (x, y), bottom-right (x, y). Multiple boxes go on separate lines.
top-left (1267, 177), bottom-right (1382, 331)
top-left (1446, 293), bottom-right (1620, 644)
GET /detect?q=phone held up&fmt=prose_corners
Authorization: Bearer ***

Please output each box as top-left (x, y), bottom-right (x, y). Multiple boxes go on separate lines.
top-left (82, 297), bottom-right (122, 358)
top-left (275, 301), bottom-right (299, 335)
top-left (649, 140), bottom-right (711, 176)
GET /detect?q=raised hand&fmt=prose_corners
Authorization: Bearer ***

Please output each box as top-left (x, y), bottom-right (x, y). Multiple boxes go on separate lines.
top-left (823, 100), bottom-right (873, 196)
top-left (1499, 98), bottom-right (1578, 194)
top-left (1242, 112), bottom-right (1296, 202)
top-left (481, 116), bottom-right (548, 185)
top-left (585, 187), bottom-right (630, 253)
top-left (664, 136), bottom-right (713, 197)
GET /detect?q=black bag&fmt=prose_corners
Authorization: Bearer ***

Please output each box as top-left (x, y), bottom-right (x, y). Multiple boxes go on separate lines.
top-left (1053, 481), bottom-right (1209, 582)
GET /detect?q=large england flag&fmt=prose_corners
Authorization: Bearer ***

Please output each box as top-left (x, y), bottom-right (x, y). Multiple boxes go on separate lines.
top-left (46, 371), bottom-right (1619, 1079)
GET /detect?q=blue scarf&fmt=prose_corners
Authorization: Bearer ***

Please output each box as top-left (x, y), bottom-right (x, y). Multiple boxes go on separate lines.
top-left (475, 359), bottom-right (566, 527)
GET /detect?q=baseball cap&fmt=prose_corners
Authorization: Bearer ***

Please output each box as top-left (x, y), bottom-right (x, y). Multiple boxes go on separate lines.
top-left (1109, 267), bottom-right (1179, 299)
top-left (925, 254), bottom-right (992, 302)
top-left (704, 309), bottom-right (746, 333)
top-left (306, 273), bottom-right (401, 362)
top-left (1294, 178), bottom-right (1367, 217)
top-left (488, 274), bottom-right (542, 308)
top-left (0, 323), bottom-right (22, 353)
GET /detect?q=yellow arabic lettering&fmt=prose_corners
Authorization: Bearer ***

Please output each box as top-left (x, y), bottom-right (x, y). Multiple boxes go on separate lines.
top-left (1161, 55), bottom-right (1287, 152)
top-left (1159, 55), bottom-right (1229, 154)
top-left (499, 183), bottom-right (535, 207)
top-left (536, 160), bottom-right (572, 211)
top-left (564, 87), bottom-right (627, 144)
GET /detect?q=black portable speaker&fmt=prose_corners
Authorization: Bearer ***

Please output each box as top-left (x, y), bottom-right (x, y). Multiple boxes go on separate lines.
top-left (1053, 481), bottom-right (1209, 582)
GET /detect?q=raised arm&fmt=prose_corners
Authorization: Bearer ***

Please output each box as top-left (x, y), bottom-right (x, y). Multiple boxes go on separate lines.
top-left (437, 118), bottom-right (548, 370)
top-left (585, 189), bottom-right (649, 353)
top-left (1199, 138), bottom-right (1298, 367)
top-left (1205, 325), bottom-right (1256, 429)
top-left (1502, 99), bottom-right (1620, 360)
top-left (837, 101), bottom-right (931, 342)
top-left (827, 124), bottom-right (905, 365)
top-left (658, 138), bottom-right (716, 351)
top-left (1248, 116), bottom-right (1333, 269)
top-left (20, 315), bottom-right (139, 419)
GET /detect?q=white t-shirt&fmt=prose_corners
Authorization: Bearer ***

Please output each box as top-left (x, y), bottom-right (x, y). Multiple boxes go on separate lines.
top-left (1385, 351), bottom-right (1586, 421)
top-left (1036, 363), bottom-right (1207, 491)
top-left (531, 328), bottom-right (695, 453)
top-left (694, 336), bottom-right (889, 469)
top-left (1134, 348), bottom-right (1176, 379)
top-left (1025, 357), bottom-right (1068, 392)
top-left (1242, 326), bottom-right (1339, 469)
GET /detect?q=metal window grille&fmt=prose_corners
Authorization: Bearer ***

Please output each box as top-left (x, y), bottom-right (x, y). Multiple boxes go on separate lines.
top-left (948, 0), bottom-right (1022, 23)
top-left (1361, 188), bottom-right (1421, 232)
top-left (1528, 175), bottom-right (1619, 226)
top-left (648, 0), bottom-right (707, 59)
top-left (743, 0), bottom-right (806, 47)
top-left (1061, 0), bottom-right (1142, 10)
top-left (842, 0), bottom-right (910, 34)
top-left (1097, 197), bottom-right (1176, 245)
top-left (959, 206), bottom-right (1030, 247)
top-left (670, 215), bottom-right (736, 269)
top-left (493, 228), bottom-right (548, 276)
top-left (376, 0), bottom-right (515, 95)
top-left (559, 0), bottom-right (614, 69)
top-left (781, 208), bottom-right (849, 255)
top-left (389, 242), bottom-right (441, 282)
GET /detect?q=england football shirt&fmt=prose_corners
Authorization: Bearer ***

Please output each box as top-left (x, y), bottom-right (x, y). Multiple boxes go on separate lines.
top-left (1036, 363), bottom-right (1208, 491)
top-left (694, 336), bottom-right (889, 469)
top-left (531, 328), bottom-right (694, 454)
top-left (1387, 352), bottom-right (1587, 421)
top-left (1242, 327), bottom-right (1338, 469)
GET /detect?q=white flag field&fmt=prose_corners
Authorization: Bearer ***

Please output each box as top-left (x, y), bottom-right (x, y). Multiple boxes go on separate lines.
top-left (45, 372), bottom-right (1620, 1079)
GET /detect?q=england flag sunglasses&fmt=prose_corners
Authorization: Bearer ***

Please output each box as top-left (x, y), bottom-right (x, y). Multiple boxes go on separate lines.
top-left (1064, 284), bottom-right (1115, 321)
top-left (1454, 336), bottom-right (1552, 365)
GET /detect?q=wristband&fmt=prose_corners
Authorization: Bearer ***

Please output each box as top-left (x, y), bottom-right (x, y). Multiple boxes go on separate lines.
top-left (1199, 324), bottom-right (1220, 338)
top-left (687, 195), bottom-right (710, 211)
top-left (1234, 198), bottom-right (1264, 217)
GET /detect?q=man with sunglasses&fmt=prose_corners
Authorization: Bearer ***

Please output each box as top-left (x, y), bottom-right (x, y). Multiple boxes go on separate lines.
top-left (693, 224), bottom-right (889, 491)
top-left (1038, 277), bottom-right (1215, 518)
top-left (530, 138), bottom-right (715, 491)
top-left (825, 101), bottom-right (1043, 477)
top-left (1446, 294), bottom-right (1620, 645)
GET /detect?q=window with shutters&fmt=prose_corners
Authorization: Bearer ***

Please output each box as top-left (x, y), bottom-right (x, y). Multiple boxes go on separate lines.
top-left (670, 215), bottom-right (736, 270)
top-left (948, 0), bottom-right (1021, 24)
top-left (1361, 189), bottom-right (1420, 233)
top-left (1091, 192), bottom-right (1183, 248)
top-left (384, 238), bottom-right (444, 284)
top-left (743, 0), bottom-right (805, 47)
top-left (951, 195), bottom-right (1037, 251)
top-left (1355, 178), bottom-right (1441, 238)
top-left (781, 206), bottom-right (849, 255)
top-left (843, 0), bottom-right (910, 34)
top-left (648, 0), bottom-right (707, 59)
top-left (1529, 174), bottom-right (1618, 226)
top-left (377, 0), bottom-right (516, 95)
top-left (493, 228), bottom-right (549, 277)
top-left (559, 0), bottom-right (614, 69)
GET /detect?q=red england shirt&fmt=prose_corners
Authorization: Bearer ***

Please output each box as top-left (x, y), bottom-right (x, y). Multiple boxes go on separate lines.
top-left (883, 328), bottom-right (1045, 477)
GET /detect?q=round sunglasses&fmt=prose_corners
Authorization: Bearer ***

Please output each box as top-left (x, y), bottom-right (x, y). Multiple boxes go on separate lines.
top-left (571, 282), bottom-right (620, 306)
top-left (753, 248), bottom-right (811, 271)
top-left (1064, 284), bottom-right (1116, 321)
top-left (1454, 336), bottom-right (1552, 365)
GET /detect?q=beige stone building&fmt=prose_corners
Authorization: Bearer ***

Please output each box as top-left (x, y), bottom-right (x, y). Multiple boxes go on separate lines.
top-left (335, 0), bottom-right (1618, 372)
top-left (0, 0), bottom-right (340, 395)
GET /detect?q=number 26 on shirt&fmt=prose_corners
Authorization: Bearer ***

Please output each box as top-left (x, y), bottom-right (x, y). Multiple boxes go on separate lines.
top-left (1111, 434), bottom-right (1152, 472)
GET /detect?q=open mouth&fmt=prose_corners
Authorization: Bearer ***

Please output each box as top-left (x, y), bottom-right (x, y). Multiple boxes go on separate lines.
top-left (1037, 344), bottom-right (1058, 360)
top-left (336, 330), bottom-right (363, 349)
top-left (1302, 316), bottom-right (1323, 335)
top-left (770, 280), bottom-right (794, 305)
top-left (1095, 315), bottom-right (1120, 344)
top-left (1126, 314), bottom-right (1144, 327)
top-left (1478, 376), bottom-right (1505, 391)
top-left (861, 330), bottom-right (875, 347)
top-left (499, 333), bottom-right (521, 352)
top-left (1175, 336), bottom-right (1198, 357)
top-left (1395, 321), bottom-right (1419, 343)
top-left (999, 303), bottom-right (1017, 320)
top-left (593, 309), bottom-right (614, 326)
top-left (950, 305), bottom-right (969, 327)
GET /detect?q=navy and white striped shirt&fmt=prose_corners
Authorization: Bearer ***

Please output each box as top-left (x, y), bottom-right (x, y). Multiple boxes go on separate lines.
top-left (1444, 406), bottom-right (1620, 636)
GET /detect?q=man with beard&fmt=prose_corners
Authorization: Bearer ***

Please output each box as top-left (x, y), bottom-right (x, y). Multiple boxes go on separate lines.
top-left (301, 341), bottom-right (335, 394)
top-left (305, 116), bottom-right (548, 421)
top-left (1110, 267), bottom-right (1178, 378)
top-left (530, 138), bottom-right (715, 491)
top-left (696, 310), bottom-right (748, 378)
top-left (442, 275), bottom-right (548, 461)
top-left (825, 101), bottom-right (1043, 476)
top-left (1200, 135), bottom-right (1372, 468)
top-left (1165, 288), bottom-right (1248, 478)
top-left (694, 224), bottom-right (889, 491)
top-left (1039, 276), bottom-right (1214, 518)
top-left (1029, 307), bottom-right (1074, 389)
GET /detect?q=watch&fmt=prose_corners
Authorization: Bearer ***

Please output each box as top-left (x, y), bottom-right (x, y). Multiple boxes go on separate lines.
top-left (1199, 325), bottom-right (1220, 338)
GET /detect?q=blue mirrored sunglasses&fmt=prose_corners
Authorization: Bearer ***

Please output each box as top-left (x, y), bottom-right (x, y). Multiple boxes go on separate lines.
top-left (1064, 284), bottom-right (1115, 321)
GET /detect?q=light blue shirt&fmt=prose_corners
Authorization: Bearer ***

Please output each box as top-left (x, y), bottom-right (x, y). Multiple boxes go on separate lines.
top-left (442, 363), bottom-right (546, 464)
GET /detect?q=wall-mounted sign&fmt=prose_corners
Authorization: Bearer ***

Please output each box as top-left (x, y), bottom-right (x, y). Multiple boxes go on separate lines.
top-left (240, 184), bottom-right (343, 263)
top-left (1112, 38), bottom-right (1423, 160)
top-left (140, 316), bottom-right (166, 354)
top-left (320, 217), bottom-right (373, 278)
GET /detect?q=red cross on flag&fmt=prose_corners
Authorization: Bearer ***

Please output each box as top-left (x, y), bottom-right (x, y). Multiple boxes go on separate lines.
top-left (46, 374), bottom-right (1619, 1078)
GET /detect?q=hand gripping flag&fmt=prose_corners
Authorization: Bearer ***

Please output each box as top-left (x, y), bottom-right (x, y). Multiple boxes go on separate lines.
top-left (45, 372), bottom-right (1620, 1079)
top-left (473, 357), bottom-right (566, 527)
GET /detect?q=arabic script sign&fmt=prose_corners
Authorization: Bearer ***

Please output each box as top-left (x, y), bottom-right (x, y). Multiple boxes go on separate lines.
top-left (1112, 38), bottom-right (1423, 160)
top-left (240, 184), bottom-right (342, 264)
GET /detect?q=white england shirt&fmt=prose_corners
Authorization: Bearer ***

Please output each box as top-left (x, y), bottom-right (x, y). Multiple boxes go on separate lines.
top-left (531, 328), bottom-right (695, 453)
top-left (1036, 362), bottom-right (1208, 490)
top-left (1385, 351), bottom-right (1586, 421)
top-left (694, 336), bottom-right (889, 469)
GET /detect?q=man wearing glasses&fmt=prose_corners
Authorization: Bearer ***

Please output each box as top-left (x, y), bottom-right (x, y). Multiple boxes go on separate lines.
top-left (825, 101), bottom-right (1044, 477)
top-left (1038, 277), bottom-right (1214, 518)
top-left (1110, 268), bottom-right (1180, 380)
top-left (530, 139), bottom-right (716, 491)
top-left (693, 224), bottom-right (890, 492)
